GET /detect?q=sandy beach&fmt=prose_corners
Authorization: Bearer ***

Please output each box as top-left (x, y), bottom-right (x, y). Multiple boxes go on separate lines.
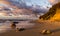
top-left (0, 21), bottom-right (60, 36)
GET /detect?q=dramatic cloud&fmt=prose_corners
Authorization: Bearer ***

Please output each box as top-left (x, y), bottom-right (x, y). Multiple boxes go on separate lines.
top-left (0, 0), bottom-right (60, 15)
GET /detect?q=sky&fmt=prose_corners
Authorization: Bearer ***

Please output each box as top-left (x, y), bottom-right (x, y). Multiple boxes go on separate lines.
top-left (11, 0), bottom-right (59, 7)
top-left (25, 0), bottom-right (51, 7)
top-left (0, 0), bottom-right (59, 8)
top-left (0, 0), bottom-right (59, 15)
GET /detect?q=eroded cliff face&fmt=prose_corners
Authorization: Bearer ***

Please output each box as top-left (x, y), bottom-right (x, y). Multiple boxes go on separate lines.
top-left (39, 2), bottom-right (60, 21)
top-left (50, 8), bottom-right (60, 21)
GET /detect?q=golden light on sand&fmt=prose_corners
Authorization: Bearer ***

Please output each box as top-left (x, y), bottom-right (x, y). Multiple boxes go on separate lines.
top-left (0, 25), bottom-right (9, 33)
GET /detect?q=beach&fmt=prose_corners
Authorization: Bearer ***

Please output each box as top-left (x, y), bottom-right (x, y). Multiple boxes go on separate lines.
top-left (0, 21), bottom-right (60, 36)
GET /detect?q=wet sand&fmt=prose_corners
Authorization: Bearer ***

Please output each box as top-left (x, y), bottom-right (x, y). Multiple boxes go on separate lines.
top-left (0, 21), bottom-right (60, 36)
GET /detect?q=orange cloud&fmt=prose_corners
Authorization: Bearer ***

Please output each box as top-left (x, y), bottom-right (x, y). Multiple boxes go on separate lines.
top-left (48, 0), bottom-right (58, 5)
top-left (48, 0), bottom-right (56, 3)
top-left (0, 0), bottom-right (11, 5)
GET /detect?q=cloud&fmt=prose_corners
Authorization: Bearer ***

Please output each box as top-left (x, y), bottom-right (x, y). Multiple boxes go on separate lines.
top-left (48, 0), bottom-right (55, 3)
top-left (48, 0), bottom-right (58, 5)
top-left (0, 0), bottom-right (51, 15)
top-left (0, 0), bottom-right (11, 5)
